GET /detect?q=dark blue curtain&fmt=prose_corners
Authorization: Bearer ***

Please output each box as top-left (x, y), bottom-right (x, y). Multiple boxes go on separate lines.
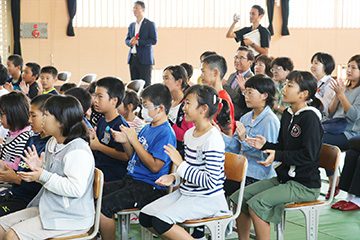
top-left (67, 0), bottom-right (76, 36)
top-left (11, 0), bottom-right (21, 54)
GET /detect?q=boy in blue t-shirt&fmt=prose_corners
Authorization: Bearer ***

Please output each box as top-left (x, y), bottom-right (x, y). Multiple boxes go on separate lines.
top-left (90, 77), bottom-right (129, 182)
top-left (99, 84), bottom-right (176, 240)
top-left (0, 94), bottom-right (52, 216)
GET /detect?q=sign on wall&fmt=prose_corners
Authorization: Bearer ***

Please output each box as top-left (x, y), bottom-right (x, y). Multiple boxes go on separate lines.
top-left (20, 23), bottom-right (48, 39)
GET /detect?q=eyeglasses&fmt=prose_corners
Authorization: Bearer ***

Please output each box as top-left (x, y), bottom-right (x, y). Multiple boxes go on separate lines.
top-left (234, 56), bottom-right (248, 61)
top-left (270, 66), bottom-right (284, 73)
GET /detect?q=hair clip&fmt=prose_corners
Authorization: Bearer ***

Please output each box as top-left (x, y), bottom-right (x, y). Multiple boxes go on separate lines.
top-left (213, 95), bottom-right (217, 104)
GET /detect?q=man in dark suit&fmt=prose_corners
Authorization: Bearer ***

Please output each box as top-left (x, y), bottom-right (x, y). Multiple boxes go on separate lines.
top-left (125, 1), bottom-right (157, 87)
top-left (223, 46), bottom-right (255, 120)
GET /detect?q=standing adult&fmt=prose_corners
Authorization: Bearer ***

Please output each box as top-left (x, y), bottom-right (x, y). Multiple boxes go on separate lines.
top-left (226, 5), bottom-right (270, 56)
top-left (125, 1), bottom-right (157, 87)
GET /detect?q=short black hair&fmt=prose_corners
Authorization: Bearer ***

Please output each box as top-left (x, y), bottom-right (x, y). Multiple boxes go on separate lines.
top-left (311, 52), bottom-right (335, 75)
top-left (287, 71), bottom-right (317, 101)
top-left (245, 74), bottom-right (276, 107)
top-left (200, 51), bottom-right (217, 62)
top-left (238, 46), bottom-right (255, 62)
top-left (135, 1), bottom-right (145, 9)
top-left (7, 54), bottom-right (23, 69)
top-left (348, 54), bottom-right (360, 88)
top-left (0, 92), bottom-right (29, 131)
top-left (164, 65), bottom-right (189, 91)
top-left (184, 85), bottom-right (219, 119)
top-left (255, 54), bottom-right (274, 77)
top-left (30, 94), bottom-right (53, 110)
top-left (252, 5), bottom-right (265, 16)
top-left (123, 90), bottom-right (140, 110)
top-left (43, 95), bottom-right (89, 144)
top-left (0, 64), bottom-right (8, 86)
top-left (65, 87), bottom-right (92, 114)
top-left (141, 84), bottom-right (172, 115)
top-left (202, 54), bottom-right (228, 79)
top-left (180, 62), bottom-right (193, 79)
top-left (96, 77), bottom-right (125, 107)
top-left (271, 57), bottom-right (294, 72)
top-left (60, 83), bottom-right (77, 93)
top-left (41, 66), bottom-right (58, 79)
top-left (25, 62), bottom-right (41, 80)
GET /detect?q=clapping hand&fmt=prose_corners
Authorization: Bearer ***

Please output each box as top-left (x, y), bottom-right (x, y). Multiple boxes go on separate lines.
top-left (110, 128), bottom-right (128, 143)
top-left (245, 135), bottom-right (266, 150)
top-left (235, 121), bottom-right (246, 141)
top-left (329, 78), bottom-right (346, 96)
top-left (257, 149), bottom-right (275, 167)
top-left (18, 145), bottom-right (44, 182)
top-left (164, 144), bottom-right (183, 166)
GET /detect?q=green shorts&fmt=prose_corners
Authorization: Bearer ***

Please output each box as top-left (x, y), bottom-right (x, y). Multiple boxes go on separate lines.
top-left (230, 177), bottom-right (320, 224)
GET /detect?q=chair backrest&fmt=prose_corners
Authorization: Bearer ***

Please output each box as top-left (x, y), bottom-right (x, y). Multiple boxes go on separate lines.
top-left (57, 71), bottom-right (71, 82)
top-left (126, 79), bottom-right (145, 96)
top-left (90, 168), bottom-right (104, 239)
top-left (79, 73), bottom-right (97, 86)
top-left (224, 152), bottom-right (247, 220)
top-left (318, 144), bottom-right (341, 203)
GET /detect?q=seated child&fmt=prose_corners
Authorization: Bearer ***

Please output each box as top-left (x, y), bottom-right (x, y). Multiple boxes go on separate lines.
top-left (86, 81), bottom-right (103, 127)
top-left (0, 94), bottom-right (52, 216)
top-left (0, 95), bottom-right (95, 239)
top-left (99, 84), bottom-right (176, 240)
top-left (117, 90), bottom-right (145, 134)
top-left (139, 85), bottom-right (229, 239)
top-left (223, 75), bottom-right (280, 195)
top-left (6, 55), bottom-right (23, 91)
top-left (0, 92), bottom-right (32, 172)
top-left (21, 62), bottom-right (41, 99)
top-left (232, 71), bottom-right (323, 240)
top-left (64, 87), bottom-right (93, 128)
top-left (40, 66), bottom-right (58, 95)
top-left (90, 77), bottom-right (129, 182)
top-left (59, 83), bottom-right (76, 95)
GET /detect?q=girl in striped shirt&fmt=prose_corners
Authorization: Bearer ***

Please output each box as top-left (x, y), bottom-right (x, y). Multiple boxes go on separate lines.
top-left (139, 85), bottom-right (229, 239)
top-left (0, 92), bottom-right (32, 182)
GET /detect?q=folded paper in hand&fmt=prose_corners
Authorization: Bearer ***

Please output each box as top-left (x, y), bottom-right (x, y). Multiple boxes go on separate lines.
top-left (243, 29), bottom-right (260, 56)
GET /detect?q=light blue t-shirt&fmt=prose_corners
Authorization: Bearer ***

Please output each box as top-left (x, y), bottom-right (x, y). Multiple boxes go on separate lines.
top-left (127, 121), bottom-right (176, 190)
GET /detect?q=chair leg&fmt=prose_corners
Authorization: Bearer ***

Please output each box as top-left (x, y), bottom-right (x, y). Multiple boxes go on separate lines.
top-left (206, 221), bottom-right (229, 240)
top-left (275, 212), bottom-right (286, 240)
top-left (301, 208), bottom-right (319, 240)
top-left (116, 214), bottom-right (130, 240)
top-left (141, 227), bottom-right (154, 240)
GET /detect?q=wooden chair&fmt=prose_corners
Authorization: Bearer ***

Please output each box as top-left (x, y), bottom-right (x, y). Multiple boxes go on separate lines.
top-left (49, 168), bottom-right (104, 240)
top-left (114, 164), bottom-right (177, 240)
top-left (275, 144), bottom-right (341, 240)
top-left (181, 152), bottom-right (248, 240)
top-left (126, 79), bottom-right (145, 96)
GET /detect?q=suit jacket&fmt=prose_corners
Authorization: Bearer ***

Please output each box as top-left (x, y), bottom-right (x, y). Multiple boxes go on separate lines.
top-left (125, 18), bottom-right (157, 65)
top-left (223, 69), bottom-right (254, 120)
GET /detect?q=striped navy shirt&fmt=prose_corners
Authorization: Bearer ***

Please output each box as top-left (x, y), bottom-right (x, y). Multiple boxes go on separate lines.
top-left (0, 127), bottom-right (32, 170)
top-left (176, 126), bottom-right (225, 196)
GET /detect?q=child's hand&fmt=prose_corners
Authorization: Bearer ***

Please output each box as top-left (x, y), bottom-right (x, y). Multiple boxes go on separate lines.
top-left (235, 121), bottom-right (246, 141)
top-left (164, 144), bottom-right (183, 166)
top-left (4, 82), bottom-right (13, 92)
top-left (18, 169), bottom-right (43, 182)
top-left (89, 128), bottom-right (101, 150)
top-left (37, 81), bottom-right (43, 94)
top-left (245, 135), bottom-right (266, 150)
top-left (155, 174), bottom-right (175, 186)
top-left (21, 145), bottom-right (44, 170)
top-left (110, 128), bottom-right (128, 143)
top-left (0, 164), bottom-right (18, 183)
top-left (257, 149), bottom-right (275, 167)
top-left (19, 81), bottom-right (29, 94)
top-left (120, 125), bottom-right (137, 144)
